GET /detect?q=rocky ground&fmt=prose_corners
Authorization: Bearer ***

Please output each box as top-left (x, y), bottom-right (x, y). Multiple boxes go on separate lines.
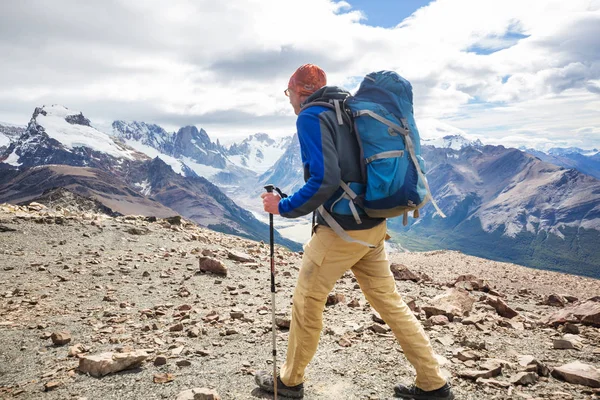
top-left (0, 202), bottom-right (599, 400)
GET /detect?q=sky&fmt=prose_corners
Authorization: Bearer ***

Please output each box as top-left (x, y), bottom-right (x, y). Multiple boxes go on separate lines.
top-left (1, 0), bottom-right (599, 150)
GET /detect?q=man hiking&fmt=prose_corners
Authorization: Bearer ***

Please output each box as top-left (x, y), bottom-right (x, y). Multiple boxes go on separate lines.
top-left (256, 64), bottom-right (454, 400)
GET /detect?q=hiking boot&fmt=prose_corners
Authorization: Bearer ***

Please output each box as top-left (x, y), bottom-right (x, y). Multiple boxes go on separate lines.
top-left (394, 382), bottom-right (454, 399)
top-left (254, 370), bottom-right (304, 398)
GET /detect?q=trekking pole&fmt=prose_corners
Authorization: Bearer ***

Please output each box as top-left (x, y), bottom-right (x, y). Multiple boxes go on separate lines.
top-left (264, 184), bottom-right (278, 400)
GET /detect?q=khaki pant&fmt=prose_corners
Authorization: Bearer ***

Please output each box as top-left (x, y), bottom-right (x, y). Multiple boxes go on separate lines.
top-left (279, 222), bottom-right (447, 391)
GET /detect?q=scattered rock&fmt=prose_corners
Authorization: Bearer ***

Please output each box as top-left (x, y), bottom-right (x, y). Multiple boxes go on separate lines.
top-left (453, 348), bottom-right (481, 362)
top-left (485, 295), bottom-right (519, 318)
top-left (68, 343), bottom-right (88, 357)
top-left (164, 216), bottom-right (182, 225)
top-left (475, 377), bottom-right (511, 388)
top-left (51, 331), bottom-right (72, 346)
top-left (369, 323), bottom-right (389, 334)
top-left (510, 371), bottom-right (538, 386)
top-left (427, 315), bottom-right (450, 326)
top-left (126, 227), bottom-right (149, 235)
top-left (187, 327), bottom-right (201, 338)
top-left (227, 250), bottom-right (254, 263)
top-left (553, 334), bottom-right (583, 350)
top-left (176, 360), bottom-right (192, 367)
top-left (458, 367), bottom-right (501, 380)
top-left (154, 372), bottom-right (174, 384)
top-left (44, 381), bottom-right (61, 391)
top-left (390, 263), bottom-right (420, 282)
top-left (347, 299), bottom-right (360, 308)
top-left (542, 294), bottom-right (567, 307)
top-left (276, 317), bottom-right (290, 329)
top-left (198, 257), bottom-right (228, 276)
top-left (551, 361), bottom-right (600, 388)
top-left (518, 355), bottom-right (550, 377)
top-left (543, 297), bottom-right (600, 327)
top-left (78, 350), bottom-right (148, 377)
top-left (176, 387), bottom-right (221, 400)
top-left (562, 322), bottom-right (580, 334)
top-left (154, 356), bottom-right (167, 366)
top-left (454, 274), bottom-right (490, 292)
top-left (422, 288), bottom-right (475, 321)
top-left (326, 293), bottom-right (345, 306)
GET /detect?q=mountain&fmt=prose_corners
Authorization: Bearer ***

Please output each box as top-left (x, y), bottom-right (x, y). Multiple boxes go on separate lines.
top-left (257, 133), bottom-right (303, 195)
top-left (0, 164), bottom-right (176, 217)
top-left (111, 120), bottom-right (174, 154)
top-left (111, 121), bottom-right (285, 185)
top-left (389, 144), bottom-right (600, 278)
top-left (0, 123), bottom-right (25, 153)
top-left (521, 146), bottom-right (600, 180)
top-left (419, 118), bottom-right (484, 150)
top-left (0, 105), bottom-right (301, 251)
top-left (227, 133), bottom-right (292, 174)
top-left (257, 130), bottom-right (600, 277)
top-left (1, 105), bottom-right (142, 172)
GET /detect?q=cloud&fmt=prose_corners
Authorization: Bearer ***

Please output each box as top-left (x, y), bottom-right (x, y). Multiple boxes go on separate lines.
top-left (0, 0), bottom-right (598, 149)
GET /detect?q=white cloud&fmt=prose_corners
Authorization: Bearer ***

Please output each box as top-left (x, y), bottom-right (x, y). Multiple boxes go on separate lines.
top-left (0, 0), bottom-right (598, 150)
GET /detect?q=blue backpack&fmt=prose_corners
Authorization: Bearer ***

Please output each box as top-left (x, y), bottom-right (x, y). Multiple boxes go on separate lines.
top-left (306, 71), bottom-right (445, 247)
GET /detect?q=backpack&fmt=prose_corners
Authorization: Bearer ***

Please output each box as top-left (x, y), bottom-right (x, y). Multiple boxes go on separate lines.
top-left (303, 71), bottom-right (445, 247)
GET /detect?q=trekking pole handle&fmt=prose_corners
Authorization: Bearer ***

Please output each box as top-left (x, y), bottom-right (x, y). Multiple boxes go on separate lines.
top-left (264, 184), bottom-right (287, 199)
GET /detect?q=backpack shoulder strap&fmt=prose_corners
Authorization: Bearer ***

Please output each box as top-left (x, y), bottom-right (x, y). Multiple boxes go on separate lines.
top-left (317, 206), bottom-right (376, 248)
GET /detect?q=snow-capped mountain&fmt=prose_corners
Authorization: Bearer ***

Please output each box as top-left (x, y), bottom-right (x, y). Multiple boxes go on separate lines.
top-left (227, 133), bottom-right (293, 174)
top-left (111, 120), bottom-right (174, 154)
top-left (258, 134), bottom-right (303, 196)
top-left (419, 118), bottom-right (483, 150)
top-left (0, 105), bottom-right (301, 251)
top-left (1, 105), bottom-right (140, 170)
top-left (111, 121), bottom-right (290, 185)
top-left (0, 123), bottom-right (25, 152)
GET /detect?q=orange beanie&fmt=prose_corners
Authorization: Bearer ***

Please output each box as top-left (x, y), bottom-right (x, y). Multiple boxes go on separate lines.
top-left (288, 64), bottom-right (327, 96)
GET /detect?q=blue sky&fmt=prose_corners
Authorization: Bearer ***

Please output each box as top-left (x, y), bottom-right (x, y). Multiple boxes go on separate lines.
top-left (0, 0), bottom-right (599, 151)
top-left (346, 0), bottom-right (434, 28)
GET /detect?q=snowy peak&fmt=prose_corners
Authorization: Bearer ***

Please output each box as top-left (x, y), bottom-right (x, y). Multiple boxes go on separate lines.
top-left (30, 105), bottom-right (134, 159)
top-left (422, 134), bottom-right (483, 150)
top-left (1, 105), bottom-right (139, 168)
top-left (112, 120), bottom-right (173, 153)
top-left (418, 119), bottom-right (482, 150)
top-left (226, 133), bottom-right (292, 174)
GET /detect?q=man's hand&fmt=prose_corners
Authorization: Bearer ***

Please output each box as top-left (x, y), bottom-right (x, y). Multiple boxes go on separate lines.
top-left (261, 192), bottom-right (281, 215)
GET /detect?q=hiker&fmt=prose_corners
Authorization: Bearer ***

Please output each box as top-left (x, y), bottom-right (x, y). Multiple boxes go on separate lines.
top-left (256, 64), bottom-right (454, 400)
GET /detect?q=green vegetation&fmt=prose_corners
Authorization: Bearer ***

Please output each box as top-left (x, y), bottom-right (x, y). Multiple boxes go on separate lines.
top-left (389, 219), bottom-right (600, 279)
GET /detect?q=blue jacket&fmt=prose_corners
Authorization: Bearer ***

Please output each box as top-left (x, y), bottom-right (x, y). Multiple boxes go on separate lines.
top-left (278, 86), bottom-right (384, 230)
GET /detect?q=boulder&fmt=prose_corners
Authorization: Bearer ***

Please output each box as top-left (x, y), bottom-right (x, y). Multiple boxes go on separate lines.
top-left (542, 294), bottom-right (567, 307)
top-left (510, 371), bottom-right (538, 386)
top-left (551, 361), bottom-right (600, 388)
top-left (78, 350), bottom-right (148, 377)
top-left (485, 295), bottom-right (519, 319)
top-left (227, 250), bottom-right (254, 263)
top-left (543, 298), bottom-right (600, 327)
top-left (422, 289), bottom-right (475, 321)
top-left (454, 275), bottom-right (490, 292)
top-left (390, 263), bottom-right (420, 282)
top-left (198, 257), bottom-right (228, 276)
